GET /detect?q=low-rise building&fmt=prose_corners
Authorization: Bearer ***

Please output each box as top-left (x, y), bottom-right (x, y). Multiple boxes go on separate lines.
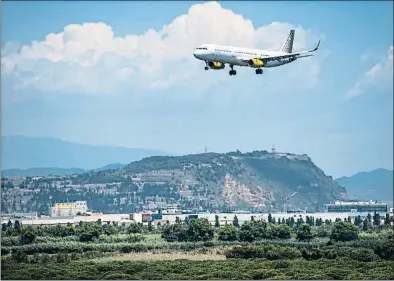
top-left (324, 200), bottom-right (388, 213)
top-left (49, 201), bottom-right (88, 217)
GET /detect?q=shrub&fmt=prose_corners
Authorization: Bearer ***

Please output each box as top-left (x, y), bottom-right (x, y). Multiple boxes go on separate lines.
top-left (300, 247), bottom-right (323, 260)
top-left (296, 224), bottom-right (313, 242)
top-left (103, 273), bottom-right (134, 280)
top-left (218, 224), bottom-right (238, 241)
top-left (330, 221), bottom-right (359, 242)
top-left (374, 237), bottom-right (394, 260)
top-left (239, 221), bottom-right (269, 242)
top-left (313, 225), bottom-right (331, 238)
top-left (321, 247), bottom-right (380, 262)
top-left (269, 224), bottom-right (292, 239)
top-left (224, 244), bottom-right (301, 260)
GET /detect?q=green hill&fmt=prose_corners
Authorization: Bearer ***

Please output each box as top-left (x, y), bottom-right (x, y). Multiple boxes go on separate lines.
top-left (336, 168), bottom-right (393, 204)
top-left (71, 150), bottom-right (346, 212)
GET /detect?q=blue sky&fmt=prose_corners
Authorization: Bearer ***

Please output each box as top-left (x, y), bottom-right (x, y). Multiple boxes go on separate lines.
top-left (1, 1), bottom-right (393, 178)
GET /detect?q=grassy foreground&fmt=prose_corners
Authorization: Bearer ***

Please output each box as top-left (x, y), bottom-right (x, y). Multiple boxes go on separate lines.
top-left (2, 258), bottom-right (393, 280)
top-left (2, 217), bottom-right (393, 279)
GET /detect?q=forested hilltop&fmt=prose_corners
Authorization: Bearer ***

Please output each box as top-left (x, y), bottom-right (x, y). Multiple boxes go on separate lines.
top-left (1, 150), bottom-right (346, 214)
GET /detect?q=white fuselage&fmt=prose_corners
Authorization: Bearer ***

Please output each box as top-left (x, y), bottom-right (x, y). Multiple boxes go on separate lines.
top-left (193, 44), bottom-right (297, 68)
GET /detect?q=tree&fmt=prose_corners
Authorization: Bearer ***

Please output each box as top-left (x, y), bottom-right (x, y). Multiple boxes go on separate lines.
top-left (21, 226), bottom-right (37, 244)
top-left (373, 212), bottom-right (381, 227)
top-left (354, 215), bottom-right (362, 226)
top-left (289, 217), bottom-right (295, 227)
top-left (175, 216), bottom-right (181, 224)
top-left (218, 224), bottom-right (238, 241)
top-left (186, 218), bottom-right (214, 243)
top-left (385, 213), bottom-right (391, 226)
top-left (14, 220), bottom-right (21, 234)
top-left (270, 224), bottom-right (291, 239)
top-left (296, 218), bottom-right (304, 227)
top-left (330, 221), bottom-right (359, 242)
top-left (102, 224), bottom-right (118, 236)
top-left (268, 213), bottom-right (272, 224)
top-left (239, 220), bottom-right (269, 242)
top-left (251, 216), bottom-right (255, 222)
top-left (161, 223), bottom-right (187, 242)
top-left (1, 223), bottom-right (7, 232)
top-left (296, 224), bottom-right (313, 242)
top-left (233, 215), bottom-right (240, 228)
top-left (367, 213), bottom-right (372, 223)
top-left (362, 218), bottom-right (368, 231)
top-left (215, 215), bottom-right (220, 228)
top-left (148, 221), bottom-right (153, 232)
top-left (127, 223), bottom-right (142, 234)
top-left (7, 220), bottom-right (12, 229)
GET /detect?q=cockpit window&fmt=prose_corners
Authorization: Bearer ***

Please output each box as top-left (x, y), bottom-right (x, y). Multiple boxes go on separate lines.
top-left (196, 47), bottom-right (208, 50)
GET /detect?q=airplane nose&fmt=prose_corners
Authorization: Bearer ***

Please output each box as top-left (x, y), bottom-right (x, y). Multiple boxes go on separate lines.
top-left (193, 52), bottom-right (198, 58)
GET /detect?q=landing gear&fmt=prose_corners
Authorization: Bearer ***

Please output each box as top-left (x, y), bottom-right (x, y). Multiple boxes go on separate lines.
top-left (204, 66), bottom-right (209, 70)
top-left (229, 65), bottom-right (237, 76)
top-left (255, 68), bottom-right (263, 75)
top-left (204, 61), bottom-right (209, 70)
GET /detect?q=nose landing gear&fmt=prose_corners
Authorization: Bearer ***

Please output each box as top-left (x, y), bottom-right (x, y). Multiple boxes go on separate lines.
top-left (204, 61), bottom-right (209, 70)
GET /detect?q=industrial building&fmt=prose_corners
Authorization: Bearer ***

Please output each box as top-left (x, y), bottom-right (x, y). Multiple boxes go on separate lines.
top-left (49, 201), bottom-right (88, 217)
top-left (324, 200), bottom-right (388, 213)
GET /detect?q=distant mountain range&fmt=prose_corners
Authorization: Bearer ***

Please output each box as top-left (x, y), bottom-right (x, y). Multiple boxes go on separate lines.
top-left (1, 135), bottom-right (168, 171)
top-left (1, 163), bottom-right (127, 178)
top-left (1, 167), bottom-right (86, 178)
top-left (335, 168), bottom-right (393, 204)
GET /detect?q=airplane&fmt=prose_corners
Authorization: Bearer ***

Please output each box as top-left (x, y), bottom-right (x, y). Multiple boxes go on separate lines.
top-left (193, 29), bottom-right (320, 76)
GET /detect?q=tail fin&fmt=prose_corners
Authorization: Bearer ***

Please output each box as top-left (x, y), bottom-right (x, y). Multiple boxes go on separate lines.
top-left (280, 29), bottom-right (295, 53)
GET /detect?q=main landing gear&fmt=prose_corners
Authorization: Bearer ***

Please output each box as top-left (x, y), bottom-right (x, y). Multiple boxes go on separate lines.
top-left (255, 68), bottom-right (263, 75)
top-left (229, 65), bottom-right (237, 76)
top-left (204, 61), bottom-right (209, 70)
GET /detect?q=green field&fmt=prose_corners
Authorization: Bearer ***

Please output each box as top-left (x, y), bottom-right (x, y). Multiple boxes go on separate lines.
top-left (1, 215), bottom-right (393, 280)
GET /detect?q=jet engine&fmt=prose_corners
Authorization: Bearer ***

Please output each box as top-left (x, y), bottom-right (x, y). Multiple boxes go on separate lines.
top-left (248, 58), bottom-right (264, 68)
top-left (208, 61), bottom-right (225, 70)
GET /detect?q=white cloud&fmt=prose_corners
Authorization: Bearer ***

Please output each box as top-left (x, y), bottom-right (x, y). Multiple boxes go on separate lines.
top-left (1, 1), bottom-right (322, 96)
top-left (347, 45), bottom-right (393, 98)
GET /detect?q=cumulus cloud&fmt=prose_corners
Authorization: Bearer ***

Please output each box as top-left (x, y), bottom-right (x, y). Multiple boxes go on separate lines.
top-left (1, 1), bottom-right (321, 96)
top-left (347, 45), bottom-right (393, 98)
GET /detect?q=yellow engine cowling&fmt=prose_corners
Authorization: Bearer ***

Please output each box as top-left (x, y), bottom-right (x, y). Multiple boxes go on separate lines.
top-left (208, 61), bottom-right (225, 70)
top-left (248, 58), bottom-right (264, 68)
